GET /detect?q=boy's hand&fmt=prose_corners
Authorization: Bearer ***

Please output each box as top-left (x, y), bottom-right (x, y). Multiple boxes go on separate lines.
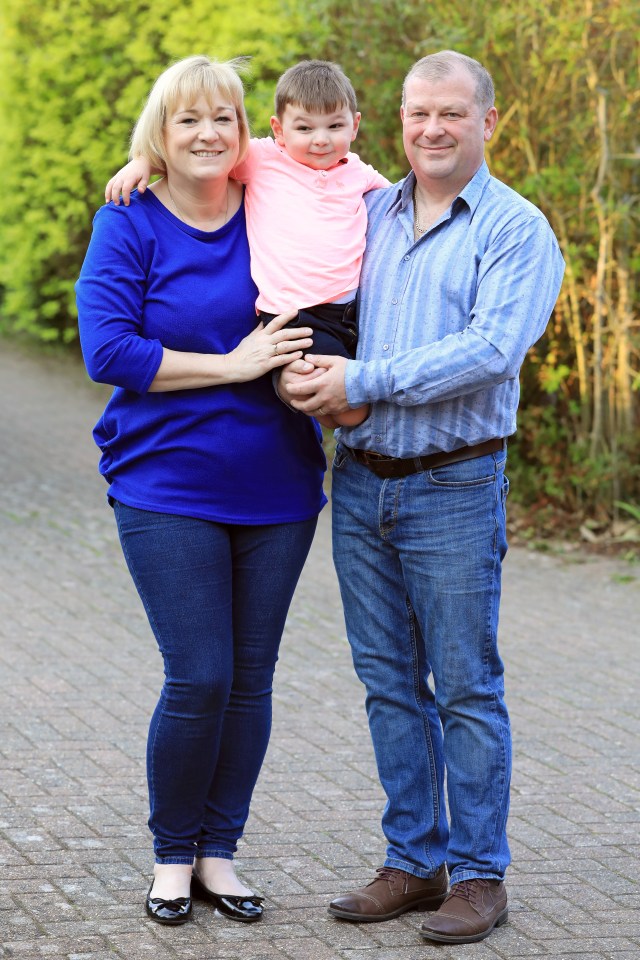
top-left (105, 157), bottom-right (153, 206)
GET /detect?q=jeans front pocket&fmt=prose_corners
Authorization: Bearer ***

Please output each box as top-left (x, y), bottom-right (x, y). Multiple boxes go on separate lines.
top-left (501, 473), bottom-right (510, 518)
top-left (425, 452), bottom-right (506, 488)
top-left (332, 443), bottom-right (350, 471)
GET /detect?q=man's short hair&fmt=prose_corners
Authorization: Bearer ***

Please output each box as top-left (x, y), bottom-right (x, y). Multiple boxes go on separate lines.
top-left (130, 55), bottom-right (250, 171)
top-left (275, 60), bottom-right (357, 119)
top-left (403, 51), bottom-right (495, 112)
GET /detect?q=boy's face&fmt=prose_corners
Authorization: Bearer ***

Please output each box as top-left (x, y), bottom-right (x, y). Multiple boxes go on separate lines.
top-left (270, 104), bottom-right (361, 170)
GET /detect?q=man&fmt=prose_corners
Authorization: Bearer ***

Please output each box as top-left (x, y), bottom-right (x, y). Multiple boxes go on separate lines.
top-left (281, 50), bottom-right (564, 945)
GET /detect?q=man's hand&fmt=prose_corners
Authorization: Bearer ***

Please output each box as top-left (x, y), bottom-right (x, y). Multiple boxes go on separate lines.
top-left (282, 355), bottom-right (350, 417)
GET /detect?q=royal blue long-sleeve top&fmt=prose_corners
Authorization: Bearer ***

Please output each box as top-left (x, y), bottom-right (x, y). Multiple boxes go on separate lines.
top-left (76, 190), bottom-right (326, 523)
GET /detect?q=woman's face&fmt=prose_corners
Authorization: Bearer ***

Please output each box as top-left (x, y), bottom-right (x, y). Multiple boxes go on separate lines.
top-left (163, 93), bottom-right (240, 184)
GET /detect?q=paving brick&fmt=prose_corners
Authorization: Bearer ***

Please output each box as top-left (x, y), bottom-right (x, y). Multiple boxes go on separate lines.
top-left (1, 341), bottom-right (639, 959)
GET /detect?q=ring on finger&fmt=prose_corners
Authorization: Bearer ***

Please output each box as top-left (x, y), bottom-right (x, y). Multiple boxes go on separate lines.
top-left (273, 342), bottom-right (279, 355)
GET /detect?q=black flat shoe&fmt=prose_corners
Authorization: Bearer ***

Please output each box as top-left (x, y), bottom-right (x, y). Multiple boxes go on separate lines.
top-left (191, 872), bottom-right (264, 922)
top-left (145, 883), bottom-right (192, 925)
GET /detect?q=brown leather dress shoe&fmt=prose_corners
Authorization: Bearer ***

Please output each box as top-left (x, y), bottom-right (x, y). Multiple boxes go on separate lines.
top-left (328, 865), bottom-right (448, 922)
top-left (420, 878), bottom-right (508, 943)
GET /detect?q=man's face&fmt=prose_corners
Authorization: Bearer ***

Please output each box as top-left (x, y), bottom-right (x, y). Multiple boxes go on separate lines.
top-left (401, 66), bottom-right (497, 193)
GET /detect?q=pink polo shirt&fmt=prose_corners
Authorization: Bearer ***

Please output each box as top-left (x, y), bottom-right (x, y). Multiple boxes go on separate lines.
top-left (232, 137), bottom-right (389, 314)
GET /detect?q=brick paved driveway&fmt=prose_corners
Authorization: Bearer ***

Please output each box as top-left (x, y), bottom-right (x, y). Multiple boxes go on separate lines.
top-left (1, 342), bottom-right (638, 959)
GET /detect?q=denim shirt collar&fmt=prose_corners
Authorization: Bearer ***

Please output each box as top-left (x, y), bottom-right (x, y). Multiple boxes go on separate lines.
top-left (387, 160), bottom-right (491, 223)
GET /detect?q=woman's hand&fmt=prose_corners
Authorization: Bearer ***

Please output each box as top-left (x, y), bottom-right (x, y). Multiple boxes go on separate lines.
top-left (224, 313), bottom-right (313, 382)
top-left (105, 157), bottom-right (156, 206)
top-left (148, 313), bottom-right (313, 392)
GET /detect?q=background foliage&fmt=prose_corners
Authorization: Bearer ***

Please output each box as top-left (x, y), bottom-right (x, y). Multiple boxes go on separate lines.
top-left (1, 0), bottom-right (638, 535)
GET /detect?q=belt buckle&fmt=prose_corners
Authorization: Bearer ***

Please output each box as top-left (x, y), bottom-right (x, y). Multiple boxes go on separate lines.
top-left (364, 450), bottom-right (392, 463)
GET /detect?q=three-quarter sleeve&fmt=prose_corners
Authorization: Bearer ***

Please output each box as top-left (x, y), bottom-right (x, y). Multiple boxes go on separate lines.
top-left (76, 204), bottom-right (163, 394)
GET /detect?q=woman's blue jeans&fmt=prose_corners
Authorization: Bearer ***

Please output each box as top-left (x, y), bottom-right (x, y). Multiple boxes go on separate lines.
top-left (113, 502), bottom-right (317, 864)
top-left (331, 446), bottom-right (511, 884)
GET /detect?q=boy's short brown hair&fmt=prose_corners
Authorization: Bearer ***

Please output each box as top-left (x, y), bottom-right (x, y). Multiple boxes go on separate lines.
top-left (275, 60), bottom-right (357, 118)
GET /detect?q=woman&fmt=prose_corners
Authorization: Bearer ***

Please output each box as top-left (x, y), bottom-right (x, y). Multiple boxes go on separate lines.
top-left (76, 56), bottom-right (326, 926)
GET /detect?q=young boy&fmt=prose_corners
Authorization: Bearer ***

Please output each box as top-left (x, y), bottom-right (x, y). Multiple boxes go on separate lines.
top-left (106, 60), bottom-right (389, 427)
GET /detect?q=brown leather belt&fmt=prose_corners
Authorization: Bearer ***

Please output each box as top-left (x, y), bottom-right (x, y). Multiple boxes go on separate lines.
top-left (348, 438), bottom-right (505, 479)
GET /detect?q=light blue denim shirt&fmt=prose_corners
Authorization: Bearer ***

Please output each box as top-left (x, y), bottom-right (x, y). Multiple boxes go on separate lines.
top-left (340, 161), bottom-right (565, 458)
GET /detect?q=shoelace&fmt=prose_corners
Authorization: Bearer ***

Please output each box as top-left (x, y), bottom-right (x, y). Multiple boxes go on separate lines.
top-left (446, 879), bottom-right (490, 905)
top-left (374, 866), bottom-right (403, 883)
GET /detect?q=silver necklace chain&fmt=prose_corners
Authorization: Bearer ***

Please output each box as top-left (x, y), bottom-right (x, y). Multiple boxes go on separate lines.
top-left (413, 184), bottom-right (427, 238)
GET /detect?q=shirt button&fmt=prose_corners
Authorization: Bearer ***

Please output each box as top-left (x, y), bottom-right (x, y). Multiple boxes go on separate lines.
top-left (375, 435), bottom-right (383, 442)
top-left (321, 170), bottom-right (327, 177)
top-left (404, 255), bottom-right (410, 261)
top-left (392, 298), bottom-right (398, 305)
top-left (383, 344), bottom-right (389, 351)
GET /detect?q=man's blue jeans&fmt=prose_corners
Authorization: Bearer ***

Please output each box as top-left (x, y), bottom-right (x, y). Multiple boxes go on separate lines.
top-left (113, 502), bottom-right (317, 864)
top-left (331, 445), bottom-right (511, 883)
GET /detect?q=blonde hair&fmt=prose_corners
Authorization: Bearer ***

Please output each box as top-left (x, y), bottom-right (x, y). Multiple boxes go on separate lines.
top-left (274, 60), bottom-right (357, 119)
top-left (130, 55), bottom-right (250, 170)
